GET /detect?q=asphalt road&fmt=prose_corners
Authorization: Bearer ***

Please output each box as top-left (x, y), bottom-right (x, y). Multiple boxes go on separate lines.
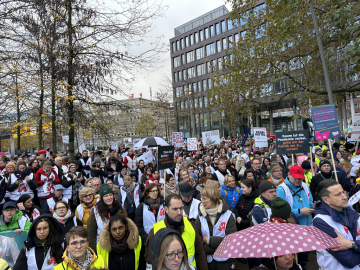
top-left (238, 251), bottom-right (318, 270)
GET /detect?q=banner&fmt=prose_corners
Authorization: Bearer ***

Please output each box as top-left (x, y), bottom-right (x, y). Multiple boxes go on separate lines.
top-left (276, 130), bottom-right (310, 155)
top-left (352, 113), bottom-right (360, 141)
top-left (172, 132), bottom-right (183, 147)
top-left (187, 138), bottom-right (197, 151)
top-left (311, 105), bottom-right (341, 140)
top-left (136, 150), bottom-right (154, 165)
top-left (202, 130), bottom-right (220, 146)
top-left (157, 146), bottom-right (174, 170)
top-left (0, 230), bottom-right (27, 249)
top-left (110, 141), bottom-right (118, 150)
top-left (62, 135), bottom-right (69, 144)
top-left (254, 127), bottom-right (268, 147)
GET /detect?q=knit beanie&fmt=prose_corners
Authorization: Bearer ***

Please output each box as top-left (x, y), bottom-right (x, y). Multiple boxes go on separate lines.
top-left (68, 163), bottom-right (76, 169)
top-left (258, 180), bottom-right (276, 194)
top-left (94, 157), bottom-right (101, 164)
top-left (271, 197), bottom-right (292, 220)
top-left (286, 158), bottom-right (296, 167)
top-left (319, 159), bottom-right (331, 169)
top-left (99, 184), bottom-right (114, 199)
top-left (270, 164), bottom-right (282, 173)
top-left (17, 194), bottom-right (32, 204)
top-left (301, 161), bottom-right (311, 170)
top-left (186, 159), bottom-right (193, 166)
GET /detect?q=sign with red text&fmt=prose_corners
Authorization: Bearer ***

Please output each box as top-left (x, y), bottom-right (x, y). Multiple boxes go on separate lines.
top-left (187, 138), bottom-right (197, 151)
top-left (172, 132), bottom-right (183, 147)
top-left (352, 113), bottom-right (360, 141)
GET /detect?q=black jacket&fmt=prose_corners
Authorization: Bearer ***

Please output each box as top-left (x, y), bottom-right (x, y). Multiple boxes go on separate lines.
top-left (310, 171), bottom-right (347, 201)
top-left (55, 212), bottom-right (83, 245)
top-left (233, 189), bottom-right (259, 230)
top-left (13, 214), bottom-right (64, 270)
top-left (0, 176), bottom-right (7, 204)
top-left (134, 196), bottom-right (165, 245)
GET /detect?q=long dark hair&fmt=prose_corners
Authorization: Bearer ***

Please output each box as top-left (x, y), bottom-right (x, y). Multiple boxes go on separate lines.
top-left (34, 218), bottom-right (63, 263)
top-left (108, 215), bottom-right (128, 234)
top-left (96, 198), bottom-right (124, 223)
top-left (261, 257), bottom-right (301, 270)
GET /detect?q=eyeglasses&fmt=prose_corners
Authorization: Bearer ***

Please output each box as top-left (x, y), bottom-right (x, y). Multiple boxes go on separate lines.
top-left (253, 163), bottom-right (260, 165)
top-left (166, 250), bottom-right (184, 260)
top-left (273, 170), bottom-right (282, 173)
top-left (70, 240), bottom-right (87, 247)
top-left (83, 194), bottom-right (93, 198)
top-left (55, 206), bottom-right (67, 210)
top-left (92, 184), bottom-right (101, 187)
top-left (149, 190), bottom-right (159, 193)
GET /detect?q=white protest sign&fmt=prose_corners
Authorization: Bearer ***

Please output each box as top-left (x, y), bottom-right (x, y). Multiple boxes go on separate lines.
top-left (254, 127), bottom-right (268, 147)
top-left (172, 132), bottom-right (183, 147)
top-left (137, 151), bottom-right (154, 165)
top-left (110, 141), bottom-right (118, 150)
top-left (62, 136), bottom-right (69, 144)
top-left (121, 151), bottom-right (128, 159)
top-left (187, 138), bottom-right (198, 151)
top-left (202, 130), bottom-right (220, 146)
top-left (352, 113), bottom-right (360, 141)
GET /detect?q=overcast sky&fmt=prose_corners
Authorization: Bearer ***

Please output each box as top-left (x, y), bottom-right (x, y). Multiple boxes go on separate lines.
top-left (116, 0), bottom-right (231, 100)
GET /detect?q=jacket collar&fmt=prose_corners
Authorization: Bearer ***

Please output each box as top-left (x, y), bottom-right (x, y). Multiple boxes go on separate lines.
top-left (61, 247), bottom-right (98, 270)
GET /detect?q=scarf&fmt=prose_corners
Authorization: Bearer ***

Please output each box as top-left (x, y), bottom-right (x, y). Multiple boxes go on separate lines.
top-left (166, 184), bottom-right (177, 194)
top-left (166, 213), bottom-right (183, 230)
top-left (69, 172), bottom-right (82, 206)
top-left (147, 197), bottom-right (161, 210)
top-left (122, 182), bottom-right (135, 193)
top-left (270, 216), bottom-right (288, 223)
top-left (162, 262), bottom-right (188, 270)
top-left (105, 203), bottom-right (120, 217)
top-left (111, 230), bottom-right (129, 254)
top-left (15, 169), bottom-right (30, 180)
top-left (203, 205), bottom-right (219, 226)
top-left (67, 249), bottom-right (92, 270)
top-left (269, 177), bottom-right (285, 186)
top-left (53, 209), bottom-right (72, 224)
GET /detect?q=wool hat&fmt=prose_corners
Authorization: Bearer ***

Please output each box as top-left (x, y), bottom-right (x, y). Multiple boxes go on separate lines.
top-left (94, 157), bottom-right (101, 164)
top-left (286, 158), bottom-right (297, 167)
top-left (17, 194), bottom-right (32, 204)
top-left (99, 184), bottom-right (114, 199)
top-left (270, 164), bottom-right (282, 173)
top-left (301, 160), bottom-right (311, 170)
top-left (345, 143), bottom-right (355, 150)
top-left (258, 180), bottom-right (276, 194)
top-left (271, 197), bottom-right (292, 220)
top-left (315, 147), bottom-right (322, 153)
top-left (319, 159), bottom-right (331, 169)
top-left (186, 159), bottom-right (193, 166)
top-left (68, 163), bottom-right (76, 169)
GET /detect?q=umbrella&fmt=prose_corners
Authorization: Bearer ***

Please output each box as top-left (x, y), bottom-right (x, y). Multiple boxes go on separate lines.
top-left (214, 222), bottom-right (339, 259)
top-left (38, 149), bottom-right (53, 154)
top-left (134, 137), bottom-right (169, 150)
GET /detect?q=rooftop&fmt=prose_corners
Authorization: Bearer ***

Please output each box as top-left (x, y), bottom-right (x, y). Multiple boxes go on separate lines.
top-left (174, 5), bottom-right (229, 37)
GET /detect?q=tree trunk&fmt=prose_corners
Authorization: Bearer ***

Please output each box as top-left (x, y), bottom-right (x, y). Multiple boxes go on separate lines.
top-left (15, 72), bottom-right (21, 152)
top-left (51, 67), bottom-right (56, 152)
top-left (37, 46), bottom-right (44, 151)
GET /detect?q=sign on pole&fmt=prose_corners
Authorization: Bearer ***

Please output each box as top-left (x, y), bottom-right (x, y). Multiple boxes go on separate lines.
top-left (157, 146), bottom-right (174, 170)
top-left (202, 130), bottom-right (221, 146)
top-left (137, 150), bottom-right (154, 165)
top-left (172, 132), bottom-right (183, 147)
top-left (352, 113), bottom-right (360, 141)
top-left (311, 105), bottom-right (341, 140)
top-left (254, 127), bottom-right (268, 147)
top-left (62, 135), bottom-right (69, 144)
top-left (187, 138), bottom-right (197, 151)
top-left (110, 141), bottom-right (118, 150)
top-left (276, 130), bottom-right (310, 155)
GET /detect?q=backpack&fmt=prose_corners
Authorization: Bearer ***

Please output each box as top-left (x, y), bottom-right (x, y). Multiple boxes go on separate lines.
top-left (247, 204), bottom-right (268, 227)
top-left (223, 187), bottom-right (240, 198)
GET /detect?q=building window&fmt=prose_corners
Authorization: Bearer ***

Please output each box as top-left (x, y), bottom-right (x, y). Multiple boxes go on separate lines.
top-left (208, 78), bottom-right (212, 89)
top-left (241, 30), bottom-right (247, 39)
top-left (212, 59), bottom-right (217, 70)
top-left (194, 32), bottom-right (199, 43)
top-left (181, 38), bottom-right (184, 49)
top-left (195, 47), bottom-right (205, 60)
top-left (181, 54), bottom-right (185, 65)
top-left (174, 72), bottom-right (178, 82)
top-left (210, 25), bottom-right (215, 37)
top-left (227, 19), bottom-right (233, 30)
top-left (203, 80), bottom-right (207, 91)
top-left (204, 27), bottom-right (209, 39)
top-left (187, 67), bottom-right (195, 78)
top-left (197, 64), bottom-right (206, 76)
top-left (222, 38), bottom-right (227, 50)
top-left (178, 71), bottom-right (182, 81)
top-left (186, 51), bottom-right (195, 63)
top-left (173, 56), bottom-right (181, 67)
top-left (229, 36), bottom-right (233, 48)
top-left (190, 34), bottom-right (194, 46)
top-left (205, 43), bottom-right (215, 56)
top-left (199, 30), bottom-right (204, 41)
top-left (199, 97), bottom-right (203, 108)
top-left (204, 96), bottom-right (208, 107)
top-left (197, 81), bottom-right (202, 92)
top-left (207, 62), bottom-right (212, 73)
top-left (185, 100), bottom-right (188, 109)
top-left (183, 70), bottom-right (187, 80)
top-left (218, 58), bottom-right (222, 69)
top-left (172, 42), bottom-right (176, 52)
top-left (176, 40), bottom-right (180, 51)
top-left (185, 36), bottom-right (189, 47)
top-left (194, 99), bottom-right (198, 108)
top-left (215, 23), bottom-right (220, 35)
top-left (217, 40), bottom-right (221, 52)
top-left (235, 33), bottom-right (239, 44)
top-left (193, 82), bottom-right (197, 93)
top-left (221, 20), bottom-right (226, 32)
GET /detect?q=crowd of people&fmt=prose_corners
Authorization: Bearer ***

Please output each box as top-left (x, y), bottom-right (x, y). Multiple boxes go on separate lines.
top-left (0, 135), bottom-right (360, 270)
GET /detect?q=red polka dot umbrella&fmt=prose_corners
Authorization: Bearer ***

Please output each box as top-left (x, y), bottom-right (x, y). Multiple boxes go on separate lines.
top-left (214, 222), bottom-right (339, 259)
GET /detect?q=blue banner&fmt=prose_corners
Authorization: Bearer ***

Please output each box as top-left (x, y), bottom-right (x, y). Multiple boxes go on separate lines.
top-left (311, 105), bottom-right (341, 140)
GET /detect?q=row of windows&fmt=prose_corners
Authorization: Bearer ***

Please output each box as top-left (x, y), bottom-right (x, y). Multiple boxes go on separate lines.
top-left (177, 96), bottom-right (209, 110)
top-left (173, 33), bottom-right (244, 68)
top-left (175, 78), bottom-right (215, 97)
top-left (178, 112), bottom-right (220, 129)
top-left (171, 3), bottom-right (265, 53)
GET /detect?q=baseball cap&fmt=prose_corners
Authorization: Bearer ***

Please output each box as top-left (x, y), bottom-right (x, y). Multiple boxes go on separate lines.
top-left (54, 184), bottom-right (65, 191)
top-left (289, 165), bottom-right (305, 179)
top-left (179, 182), bottom-right (193, 197)
top-left (3, 201), bottom-right (17, 210)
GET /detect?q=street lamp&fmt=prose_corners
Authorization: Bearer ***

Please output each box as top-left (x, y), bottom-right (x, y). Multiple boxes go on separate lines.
top-left (184, 88), bottom-right (194, 137)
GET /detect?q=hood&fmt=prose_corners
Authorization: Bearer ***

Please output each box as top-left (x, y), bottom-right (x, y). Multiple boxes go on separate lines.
top-left (151, 228), bottom-right (184, 270)
top-left (99, 217), bottom-right (139, 251)
top-left (25, 214), bottom-right (65, 249)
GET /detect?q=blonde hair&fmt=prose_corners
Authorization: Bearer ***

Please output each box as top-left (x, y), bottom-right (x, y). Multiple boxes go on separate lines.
top-left (123, 175), bottom-right (131, 182)
top-left (157, 234), bottom-right (191, 270)
top-left (200, 186), bottom-right (221, 205)
top-left (224, 175), bottom-right (235, 187)
top-left (206, 180), bottom-right (220, 189)
top-left (339, 161), bottom-right (352, 169)
top-left (79, 187), bottom-right (95, 202)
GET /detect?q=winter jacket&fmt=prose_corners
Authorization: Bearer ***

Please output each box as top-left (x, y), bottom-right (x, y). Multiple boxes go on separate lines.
top-left (0, 176), bottom-right (7, 204)
top-left (6, 170), bottom-right (37, 200)
top-left (87, 203), bottom-right (127, 253)
top-left (97, 218), bottom-right (145, 270)
top-left (145, 215), bottom-right (208, 270)
top-left (117, 183), bottom-right (143, 215)
top-left (34, 167), bottom-right (60, 199)
top-left (90, 161), bottom-right (108, 183)
top-left (54, 212), bottom-right (83, 243)
top-left (221, 185), bottom-right (242, 208)
top-left (252, 195), bottom-right (272, 224)
top-left (12, 215), bottom-right (65, 270)
top-left (0, 209), bottom-right (31, 233)
top-left (276, 178), bottom-right (313, 225)
top-left (233, 189), bottom-right (260, 230)
top-left (44, 195), bottom-right (67, 214)
top-left (21, 205), bottom-right (43, 223)
top-left (134, 196), bottom-right (165, 245)
top-left (54, 248), bottom-right (106, 270)
top-left (195, 197), bottom-right (237, 270)
top-left (310, 171), bottom-right (347, 201)
top-left (313, 202), bottom-right (360, 268)
top-left (75, 198), bottom-right (97, 228)
top-left (336, 167), bottom-right (352, 192)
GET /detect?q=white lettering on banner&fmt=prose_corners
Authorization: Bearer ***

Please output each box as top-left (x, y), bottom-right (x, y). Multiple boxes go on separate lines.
top-left (187, 138), bottom-right (197, 151)
top-left (137, 151), bottom-right (154, 165)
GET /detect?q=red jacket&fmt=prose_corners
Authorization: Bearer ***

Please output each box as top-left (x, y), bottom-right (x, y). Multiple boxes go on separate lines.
top-left (123, 153), bottom-right (136, 168)
top-left (35, 167), bottom-right (60, 199)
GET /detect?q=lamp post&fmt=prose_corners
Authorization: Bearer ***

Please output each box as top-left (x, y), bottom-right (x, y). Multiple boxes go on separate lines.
top-left (184, 88), bottom-right (194, 137)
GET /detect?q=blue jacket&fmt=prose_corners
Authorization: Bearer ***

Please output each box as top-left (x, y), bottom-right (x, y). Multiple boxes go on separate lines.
top-left (313, 202), bottom-right (360, 268)
top-left (336, 167), bottom-right (351, 192)
top-left (252, 195), bottom-right (272, 224)
top-left (276, 178), bottom-right (313, 225)
top-left (221, 185), bottom-right (242, 208)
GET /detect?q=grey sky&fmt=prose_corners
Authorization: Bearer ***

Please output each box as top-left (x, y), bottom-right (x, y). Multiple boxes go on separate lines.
top-left (118, 0), bottom-right (230, 100)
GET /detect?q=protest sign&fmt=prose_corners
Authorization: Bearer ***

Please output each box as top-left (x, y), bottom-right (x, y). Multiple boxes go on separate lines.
top-left (311, 105), bottom-right (341, 140)
top-left (62, 135), bottom-right (69, 144)
top-left (276, 130), bottom-right (310, 155)
top-left (110, 141), bottom-right (118, 150)
top-left (158, 146), bottom-right (174, 170)
top-left (202, 130), bottom-right (220, 146)
top-left (0, 230), bottom-right (27, 249)
top-left (136, 151), bottom-right (154, 165)
top-left (172, 132), bottom-right (183, 147)
top-left (187, 138), bottom-right (197, 151)
top-left (254, 127), bottom-right (268, 147)
top-left (352, 113), bottom-right (360, 141)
